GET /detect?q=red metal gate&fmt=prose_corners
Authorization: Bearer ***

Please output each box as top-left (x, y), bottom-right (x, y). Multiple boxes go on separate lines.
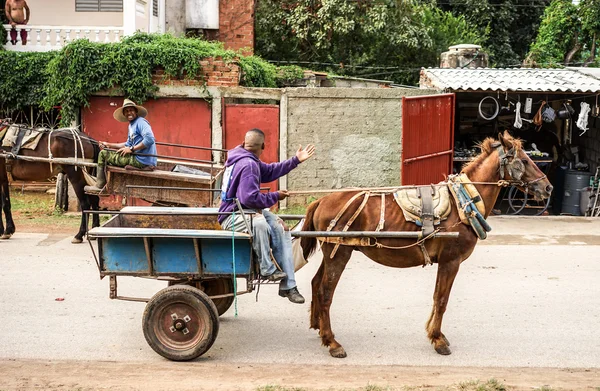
top-left (82, 97), bottom-right (212, 160)
top-left (223, 103), bottom-right (280, 194)
top-left (401, 93), bottom-right (455, 185)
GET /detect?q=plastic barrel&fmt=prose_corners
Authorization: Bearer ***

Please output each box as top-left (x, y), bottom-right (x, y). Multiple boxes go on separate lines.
top-left (561, 171), bottom-right (592, 215)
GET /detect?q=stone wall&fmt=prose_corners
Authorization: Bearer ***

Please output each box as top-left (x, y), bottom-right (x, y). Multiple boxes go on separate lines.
top-left (283, 88), bottom-right (439, 203)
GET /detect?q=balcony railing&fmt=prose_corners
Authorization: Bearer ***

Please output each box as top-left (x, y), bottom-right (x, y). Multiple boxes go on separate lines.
top-left (3, 24), bottom-right (124, 52)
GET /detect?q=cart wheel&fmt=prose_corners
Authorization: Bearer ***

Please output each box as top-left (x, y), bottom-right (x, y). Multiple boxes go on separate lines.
top-left (508, 186), bottom-right (528, 215)
top-left (201, 278), bottom-right (235, 316)
top-left (168, 278), bottom-right (235, 316)
top-left (143, 285), bottom-right (219, 361)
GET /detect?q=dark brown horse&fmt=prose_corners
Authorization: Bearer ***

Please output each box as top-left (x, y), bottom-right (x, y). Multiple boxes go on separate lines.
top-left (0, 126), bottom-right (101, 243)
top-left (301, 132), bottom-right (553, 358)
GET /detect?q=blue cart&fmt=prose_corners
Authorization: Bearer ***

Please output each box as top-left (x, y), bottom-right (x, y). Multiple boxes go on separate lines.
top-left (87, 206), bottom-right (258, 361)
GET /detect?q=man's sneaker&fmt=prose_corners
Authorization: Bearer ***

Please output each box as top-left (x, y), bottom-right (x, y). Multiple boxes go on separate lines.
top-left (279, 287), bottom-right (305, 304)
top-left (263, 270), bottom-right (287, 282)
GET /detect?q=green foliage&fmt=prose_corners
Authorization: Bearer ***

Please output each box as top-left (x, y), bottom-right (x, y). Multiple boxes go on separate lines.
top-left (1, 33), bottom-right (279, 125)
top-left (255, 0), bottom-right (485, 85)
top-left (526, 0), bottom-right (599, 66)
top-left (526, 0), bottom-right (579, 66)
top-left (0, 25), bottom-right (6, 50)
top-left (274, 65), bottom-right (305, 87)
top-left (438, 0), bottom-right (551, 67)
top-left (0, 51), bottom-right (56, 110)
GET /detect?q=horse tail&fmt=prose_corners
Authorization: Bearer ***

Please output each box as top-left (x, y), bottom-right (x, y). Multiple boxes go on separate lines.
top-left (301, 198), bottom-right (322, 260)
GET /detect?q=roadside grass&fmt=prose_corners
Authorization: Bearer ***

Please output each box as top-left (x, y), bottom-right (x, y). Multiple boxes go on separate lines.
top-left (256, 379), bottom-right (557, 391)
top-left (8, 190), bottom-right (108, 233)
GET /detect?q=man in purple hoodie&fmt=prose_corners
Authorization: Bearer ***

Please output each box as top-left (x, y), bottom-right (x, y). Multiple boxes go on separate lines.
top-left (219, 128), bottom-right (315, 304)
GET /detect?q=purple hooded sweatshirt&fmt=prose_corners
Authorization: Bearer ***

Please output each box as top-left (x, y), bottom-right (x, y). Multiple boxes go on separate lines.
top-left (218, 146), bottom-right (300, 224)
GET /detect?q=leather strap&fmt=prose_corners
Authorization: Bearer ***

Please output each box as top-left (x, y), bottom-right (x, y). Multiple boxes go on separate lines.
top-left (10, 126), bottom-right (27, 156)
top-left (330, 191), bottom-right (371, 258)
top-left (376, 193), bottom-right (385, 232)
top-left (327, 191), bottom-right (367, 232)
top-left (418, 186), bottom-right (434, 239)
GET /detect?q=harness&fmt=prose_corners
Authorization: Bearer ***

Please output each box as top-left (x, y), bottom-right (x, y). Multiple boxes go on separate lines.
top-left (321, 142), bottom-right (547, 265)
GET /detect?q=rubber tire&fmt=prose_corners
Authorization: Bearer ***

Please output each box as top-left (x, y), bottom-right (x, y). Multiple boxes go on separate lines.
top-left (142, 285), bottom-right (219, 361)
top-left (168, 278), bottom-right (235, 316)
top-left (201, 278), bottom-right (235, 316)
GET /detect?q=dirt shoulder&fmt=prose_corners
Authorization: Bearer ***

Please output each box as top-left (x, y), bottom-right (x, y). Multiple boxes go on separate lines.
top-left (0, 360), bottom-right (598, 391)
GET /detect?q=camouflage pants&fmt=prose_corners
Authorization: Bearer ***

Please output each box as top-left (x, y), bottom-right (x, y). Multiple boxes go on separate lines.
top-left (97, 150), bottom-right (144, 169)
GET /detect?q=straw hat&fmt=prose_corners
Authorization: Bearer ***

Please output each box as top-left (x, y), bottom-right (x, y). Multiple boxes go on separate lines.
top-left (113, 99), bottom-right (148, 122)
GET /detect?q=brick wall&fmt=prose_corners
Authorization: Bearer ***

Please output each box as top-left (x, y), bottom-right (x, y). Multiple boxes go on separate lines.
top-left (204, 0), bottom-right (255, 54)
top-left (283, 88), bottom-right (439, 203)
top-left (152, 57), bottom-right (241, 87)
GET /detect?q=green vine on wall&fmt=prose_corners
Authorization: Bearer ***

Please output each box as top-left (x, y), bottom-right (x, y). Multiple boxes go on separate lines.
top-left (1, 33), bottom-right (300, 125)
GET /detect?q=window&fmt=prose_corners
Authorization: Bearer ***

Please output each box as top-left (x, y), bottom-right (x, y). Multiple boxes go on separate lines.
top-left (152, 0), bottom-right (158, 17)
top-left (76, 0), bottom-right (123, 12)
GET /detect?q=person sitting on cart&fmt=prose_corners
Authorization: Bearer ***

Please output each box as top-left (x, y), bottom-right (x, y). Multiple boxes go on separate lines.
top-left (85, 99), bottom-right (157, 193)
top-left (218, 128), bottom-right (316, 304)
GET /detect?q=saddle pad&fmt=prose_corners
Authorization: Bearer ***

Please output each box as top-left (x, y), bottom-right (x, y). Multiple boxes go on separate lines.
top-left (1, 125), bottom-right (44, 150)
top-left (393, 185), bottom-right (451, 224)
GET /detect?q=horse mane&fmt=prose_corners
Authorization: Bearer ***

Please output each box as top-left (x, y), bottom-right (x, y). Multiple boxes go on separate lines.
top-left (462, 133), bottom-right (523, 172)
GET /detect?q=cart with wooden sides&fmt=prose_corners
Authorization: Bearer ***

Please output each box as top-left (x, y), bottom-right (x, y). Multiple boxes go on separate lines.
top-left (87, 205), bottom-right (459, 361)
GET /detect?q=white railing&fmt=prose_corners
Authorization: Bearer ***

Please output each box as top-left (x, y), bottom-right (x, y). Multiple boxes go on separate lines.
top-left (3, 24), bottom-right (124, 52)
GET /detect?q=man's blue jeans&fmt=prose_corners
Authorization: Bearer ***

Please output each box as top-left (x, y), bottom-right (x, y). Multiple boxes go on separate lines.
top-left (221, 209), bottom-right (296, 291)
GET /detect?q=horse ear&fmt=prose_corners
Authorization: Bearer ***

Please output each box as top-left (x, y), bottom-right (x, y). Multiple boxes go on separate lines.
top-left (498, 132), bottom-right (511, 149)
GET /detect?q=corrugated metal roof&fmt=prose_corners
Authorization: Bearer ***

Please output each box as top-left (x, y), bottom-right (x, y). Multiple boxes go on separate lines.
top-left (420, 68), bottom-right (600, 93)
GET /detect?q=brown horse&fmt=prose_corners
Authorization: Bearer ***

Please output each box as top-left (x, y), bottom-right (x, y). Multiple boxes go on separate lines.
top-left (301, 131), bottom-right (553, 358)
top-left (0, 126), bottom-right (101, 243)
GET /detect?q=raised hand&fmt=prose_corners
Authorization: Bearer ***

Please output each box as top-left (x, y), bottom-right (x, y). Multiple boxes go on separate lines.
top-left (296, 144), bottom-right (316, 163)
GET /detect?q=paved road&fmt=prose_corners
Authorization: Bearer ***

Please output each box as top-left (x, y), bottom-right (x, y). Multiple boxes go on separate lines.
top-left (0, 216), bottom-right (599, 370)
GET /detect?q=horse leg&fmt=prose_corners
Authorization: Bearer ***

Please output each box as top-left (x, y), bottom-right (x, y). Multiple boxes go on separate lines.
top-left (90, 194), bottom-right (100, 228)
top-left (316, 245), bottom-right (352, 358)
top-left (64, 167), bottom-right (91, 244)
top-left (1, 180), bottom-right (15, 239)
top-left (310, 261), bottom-right (325, 330)
top-left (426, 259), bottom-right (460, 355)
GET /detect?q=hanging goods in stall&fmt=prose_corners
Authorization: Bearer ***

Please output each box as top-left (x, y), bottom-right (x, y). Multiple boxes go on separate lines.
top-left (513, 101), bottom-right (523, 129)
top-left (577, 102), bottom-right (591, 136)
top-left (557, 102), bottom-right (575, 120)
top-left (478, 96), bottom-right (500, 121)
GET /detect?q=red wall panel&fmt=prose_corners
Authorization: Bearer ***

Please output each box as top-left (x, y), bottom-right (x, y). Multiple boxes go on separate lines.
top-left (82, 97), bottom-right (212, 161)
top-left (224, 104), bottom-right (280, 194)
top-left (401, 94), bottom-right (455, 185)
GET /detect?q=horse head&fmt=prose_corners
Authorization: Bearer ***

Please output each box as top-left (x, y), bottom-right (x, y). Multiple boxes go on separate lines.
top-left (496, 131), bottom-right (553, 201)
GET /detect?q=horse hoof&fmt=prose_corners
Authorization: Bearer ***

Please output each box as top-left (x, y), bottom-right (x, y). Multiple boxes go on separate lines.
top-left (0, 234), bottom-right (12, 240)
top-left (71, 237), bottom-right (83, 244)
top-left (435, 344), bottom-right (452, 355)
top-left (329, 346), bottom-right (347, 358)
top-left (442, 335), bottom-right (450, 346)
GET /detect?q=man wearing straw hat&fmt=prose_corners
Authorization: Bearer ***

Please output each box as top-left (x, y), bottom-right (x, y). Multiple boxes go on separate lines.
top-left (218, 128), bottom-right (315, 304)
top-left (85, 99), bottom-right (157, 193)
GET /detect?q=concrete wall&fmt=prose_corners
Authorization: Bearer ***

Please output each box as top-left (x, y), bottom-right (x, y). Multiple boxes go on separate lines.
top-left (27, 0), bottom-right (123, 26)
top-left (281, 88), bottom-right (439, 202)
top-left (165, 0), bottom-right (186, 35)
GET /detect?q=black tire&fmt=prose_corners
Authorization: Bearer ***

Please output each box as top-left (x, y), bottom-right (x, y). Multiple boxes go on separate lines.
top-left (168, 278), bottom-right (235, 316)
top-left (201, 278), bottom-right (235, 316)
top-left (143, 285), bottom-right (219, 361)
top-left (508, 186), bottom-right (528, 215)
top-left (508, 186), bottom-right (550, 216)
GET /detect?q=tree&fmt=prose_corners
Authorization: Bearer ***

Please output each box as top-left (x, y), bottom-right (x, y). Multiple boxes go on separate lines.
top-left (255, 0), bottom-right (485, 85)
top-left (437, 0), bottom-right (551, 67)
top-left (526, 0), bottom-right (600, 67)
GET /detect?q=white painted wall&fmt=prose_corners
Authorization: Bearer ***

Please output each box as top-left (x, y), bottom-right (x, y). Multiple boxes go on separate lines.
top-left (27, 0), bottom-right (123, 27)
